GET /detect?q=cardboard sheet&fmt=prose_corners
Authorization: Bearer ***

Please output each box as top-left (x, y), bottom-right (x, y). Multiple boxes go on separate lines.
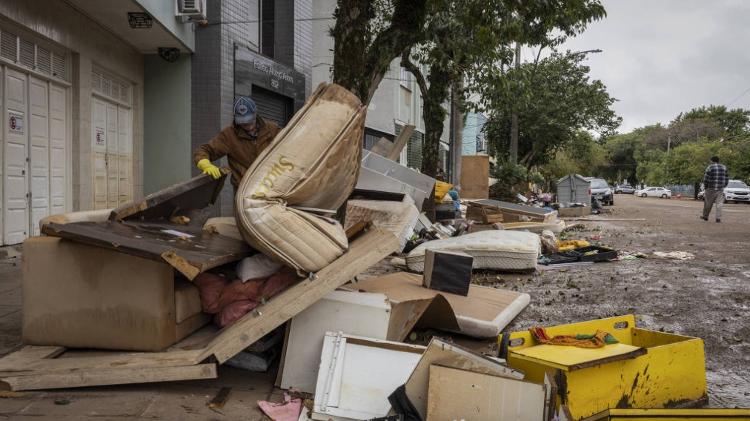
top-left (345, 272), bottom-right (530, 338)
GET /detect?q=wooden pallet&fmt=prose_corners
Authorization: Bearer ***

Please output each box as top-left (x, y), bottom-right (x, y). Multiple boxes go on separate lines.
top-left (0, 228), bottom-right (398, 391)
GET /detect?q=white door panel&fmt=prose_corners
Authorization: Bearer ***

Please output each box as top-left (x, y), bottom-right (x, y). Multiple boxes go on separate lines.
top-left (92, 97), bottom-right (108, 210)
top-left (49, 84), bottom-right (66, 216)
top-left (91, 95), bottom-right (131, 210)
top-left (106, 103), bottom-right (118, 207)
top-left (117, 107), bottom-right (132, 203)
top-left (4, 68), bottom-right (29, 244)
top-left (29, 77), bottom-right (49, 236)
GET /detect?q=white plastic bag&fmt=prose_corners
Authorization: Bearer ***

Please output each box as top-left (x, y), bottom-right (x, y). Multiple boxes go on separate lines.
top-left (236, 254), bottom-right (283, 282)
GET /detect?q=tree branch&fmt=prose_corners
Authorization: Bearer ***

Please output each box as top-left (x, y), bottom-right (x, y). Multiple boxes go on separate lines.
top-left (401, 50), bottom-right (429, 98)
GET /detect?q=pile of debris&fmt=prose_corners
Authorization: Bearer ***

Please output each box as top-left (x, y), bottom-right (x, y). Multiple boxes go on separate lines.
top-left (0, 83), bottom-right (744, 421)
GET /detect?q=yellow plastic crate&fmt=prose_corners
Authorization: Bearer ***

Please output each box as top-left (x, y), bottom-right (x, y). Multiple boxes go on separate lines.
top-left (504, 315), bottom-right (707, 420)
top-left (434, 181), bottom-right (453, 203)
top-left (585, 408), bottom-right (750, 420)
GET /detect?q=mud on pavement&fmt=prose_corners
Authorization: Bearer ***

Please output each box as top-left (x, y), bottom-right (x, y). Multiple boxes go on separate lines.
top-left (479, 194), bottom-right (750, 407)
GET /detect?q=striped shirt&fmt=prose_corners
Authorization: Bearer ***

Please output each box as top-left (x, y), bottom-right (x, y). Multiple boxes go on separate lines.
top-left (703, 163), bottom-right (729, 190)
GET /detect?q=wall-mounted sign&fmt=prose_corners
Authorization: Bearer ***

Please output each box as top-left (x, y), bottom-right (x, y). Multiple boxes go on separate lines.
top-left (95, 128), bottom-right (105, 146)
top-left (8, 112), bottom-right (24, 134)
top-left (234, 46), bottom-right (306, 110)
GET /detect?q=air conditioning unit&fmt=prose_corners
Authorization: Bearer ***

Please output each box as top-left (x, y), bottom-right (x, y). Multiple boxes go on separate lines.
top-left (176, 0), bottom-right (207, 20)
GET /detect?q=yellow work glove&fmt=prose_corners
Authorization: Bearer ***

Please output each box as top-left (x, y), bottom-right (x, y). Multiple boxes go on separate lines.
top-left (197, 159), bottom-right (222, 179)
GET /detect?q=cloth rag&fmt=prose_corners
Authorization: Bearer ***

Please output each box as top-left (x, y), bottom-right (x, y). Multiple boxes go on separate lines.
top-left (257, 393), bottom-right (302, 421)
top-left (530, 326), bottom-right (618, 348)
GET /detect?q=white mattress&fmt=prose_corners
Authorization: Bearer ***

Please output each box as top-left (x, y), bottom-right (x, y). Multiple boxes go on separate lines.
top-left (406, 230), bottom-right (540, 272)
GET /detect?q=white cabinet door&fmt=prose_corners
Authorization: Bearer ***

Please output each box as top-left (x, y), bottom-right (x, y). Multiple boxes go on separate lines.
top-left (28, 76), bottom-right (49, 236)
top-left (4, 68), bottom-right (29, 244)
top-left (49, 84), bottom-right (66, 216)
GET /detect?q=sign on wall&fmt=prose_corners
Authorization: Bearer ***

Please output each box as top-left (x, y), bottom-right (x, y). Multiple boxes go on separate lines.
top-left (8, 112), bottom-right (24, 134)
top-left (95, 128), bottom-right (105, 146)
top-left (234, 46), bottom-right (306, 110)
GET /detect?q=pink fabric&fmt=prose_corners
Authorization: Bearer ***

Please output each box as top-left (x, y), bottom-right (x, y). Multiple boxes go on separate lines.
top-left (198, 267), bottom-right (300, 328)
top-left (194, 272), bottom-right (229, 314)
top-left (257, 393), bottom-right (302, 421)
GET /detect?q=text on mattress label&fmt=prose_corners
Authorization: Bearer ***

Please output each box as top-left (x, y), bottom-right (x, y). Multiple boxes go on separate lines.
top-left (252, 155), bottom-right (295, 199)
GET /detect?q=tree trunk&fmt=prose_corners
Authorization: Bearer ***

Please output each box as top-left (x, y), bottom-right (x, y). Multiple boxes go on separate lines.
top-left (509, 42), bottom-right (521, 164)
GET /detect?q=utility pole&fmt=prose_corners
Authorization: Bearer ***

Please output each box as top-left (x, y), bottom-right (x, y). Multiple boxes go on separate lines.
top-left (509, 42), bottom-right (521, 164)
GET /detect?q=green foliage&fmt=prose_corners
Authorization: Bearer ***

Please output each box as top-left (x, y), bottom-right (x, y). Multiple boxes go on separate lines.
top-left (674, 105), bottom-right (750, 137)
top-left (477, 51), bottom-right (621, 169)
top-left (537, 131), bottom-right (608, 187)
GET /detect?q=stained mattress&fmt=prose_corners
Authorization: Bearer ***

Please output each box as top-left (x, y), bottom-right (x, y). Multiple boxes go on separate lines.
top-left (236, 83), bottom-right (366, 274)
top-left (406, 230), bottom-right (540, 272)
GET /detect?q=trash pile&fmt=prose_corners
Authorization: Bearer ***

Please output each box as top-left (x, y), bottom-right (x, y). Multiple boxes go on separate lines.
top-left (1, 83), bottom-right (744, 421)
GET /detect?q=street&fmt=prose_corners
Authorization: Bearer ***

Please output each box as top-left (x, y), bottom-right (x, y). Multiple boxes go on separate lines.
top-left (492, 194), bottom-right (750, 407)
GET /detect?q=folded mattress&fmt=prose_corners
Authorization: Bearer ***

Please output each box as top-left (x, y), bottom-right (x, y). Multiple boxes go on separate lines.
top-left (236, 83), bottom-right (366, 274)
top-left (406, 230), bottom-right (540, 272)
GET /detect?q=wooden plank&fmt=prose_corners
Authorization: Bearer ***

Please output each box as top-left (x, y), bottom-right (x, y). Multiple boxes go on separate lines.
top-left (0, 349), bottom-right (203, 374)
top-left (42, 221), bottom-right (252, 278)
top-left (369, 136), bottom-right (393, 157)
top-left (110, 171), bottom-right (228, 222)
top-left (201, 228), bottom-right (400, 363)
top-left (0, 346), bottom-right (65, 370)
top-left (0, 363), bottom-right (216, 391)
top-left (387, 124), bottom-right (415, 161)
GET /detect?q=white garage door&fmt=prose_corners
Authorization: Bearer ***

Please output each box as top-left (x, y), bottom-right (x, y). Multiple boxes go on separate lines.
top-left (0, 67), bottom-right (68, 244)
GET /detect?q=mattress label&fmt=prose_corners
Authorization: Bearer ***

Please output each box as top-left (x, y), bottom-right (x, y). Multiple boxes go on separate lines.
top-left (253, 155), bottom-right (295, 199)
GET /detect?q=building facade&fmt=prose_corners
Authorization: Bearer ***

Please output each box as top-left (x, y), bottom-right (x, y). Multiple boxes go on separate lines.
top-left (462, 111), bottom-right (488, 156)
top-left (312, 0), bottom-right (451, 172)
top-left (0, 0), bottom-right (194, 245)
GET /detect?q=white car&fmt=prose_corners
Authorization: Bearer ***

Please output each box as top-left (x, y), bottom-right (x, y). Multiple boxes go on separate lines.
top-left (638, 186), bottom-right (672, 198)
top-left (724, 180), bottom-right (750, 203)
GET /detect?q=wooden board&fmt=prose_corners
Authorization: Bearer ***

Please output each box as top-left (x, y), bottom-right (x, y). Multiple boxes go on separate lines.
top-left (201, 228), bottom-right (400, 363)
top-left (471, 199), bottom-right (557, 223)
top-left (41, 221), bottom-right (252, 280)
top-left (387, 124), bottom-right (415, 161)
top-left (110, 171), bottom-right (228, 222)
top-left (460, 155), bottom-right (489, 199)
top-left (426, 365), bottom-right (546, 421)
top-left (0, 229), bottom-right (398, 391)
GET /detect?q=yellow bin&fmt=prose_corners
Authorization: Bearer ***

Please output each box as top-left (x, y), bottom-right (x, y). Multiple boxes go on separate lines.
top-left (504, 315), bottom-right (707, 420)
top-left (585, 408), bottom-right (750, 420)
top-left (434, 181), bottom-right (453, 203)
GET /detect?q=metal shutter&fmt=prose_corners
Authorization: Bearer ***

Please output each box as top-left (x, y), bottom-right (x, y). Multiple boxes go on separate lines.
top-left (251, 86), bottom-right (291, 127)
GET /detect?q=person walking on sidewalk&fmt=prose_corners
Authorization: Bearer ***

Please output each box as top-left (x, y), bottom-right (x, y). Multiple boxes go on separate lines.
top-left (194, 97), bottom-right (281, 190)
top-left (701, 156), bottom-right (729, 223)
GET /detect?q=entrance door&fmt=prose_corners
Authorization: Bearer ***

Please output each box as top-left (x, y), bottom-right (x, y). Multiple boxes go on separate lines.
top-left (4, 68), bottom-right (29, 244)
top-left (92, 96), bottom-right (132, 210)
top-left (28, 76), bottom-right (49, 236)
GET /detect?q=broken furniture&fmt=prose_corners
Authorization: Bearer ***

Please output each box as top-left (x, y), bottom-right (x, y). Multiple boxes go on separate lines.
top-left (312, 332), bottom-right (424, 420)
top-left (460, 155), bottom-right (490, 199)
top-left (236, 83), bottom-right (367, 274)
top-left (24, 172), bottom-right (247, 352)
top-left (344, 193), bottom-right (419, 252)
top-left (466, 201), bottom-right (504, 224)
top-left (357, 149), bottom-right (436, 211)
top-left (423, 249), bottom-right (473, 296)
top-left (278, 287), bottom-right (459, 394)
top-left (406, 230), bottom-right (541, 273)
top-left (346, 272), bottom-right (530, 338)
top-left (504, 315), bottom-right (707, 420)
top-left (468, 199), bottom-right (558, 223)
top-left (401, 338), bottom-right (526, 420)
top-left (1, 228), bottom-right (398, 391)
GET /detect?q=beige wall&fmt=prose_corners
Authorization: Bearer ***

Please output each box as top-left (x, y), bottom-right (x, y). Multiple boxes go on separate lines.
top-left (0, 0), bottom-right (144, 211)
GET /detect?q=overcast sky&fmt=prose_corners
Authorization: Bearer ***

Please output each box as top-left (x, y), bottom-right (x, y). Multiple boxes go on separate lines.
top-left (550, 0), bottom-right (750, 133)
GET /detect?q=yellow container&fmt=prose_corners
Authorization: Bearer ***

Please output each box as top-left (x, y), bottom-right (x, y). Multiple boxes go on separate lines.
top-left (434, 181), bottom-right (453, 203)
top-left (585, 408), bottom-right (750, 420)
top-left (504, 315), bottom-right (707, 420)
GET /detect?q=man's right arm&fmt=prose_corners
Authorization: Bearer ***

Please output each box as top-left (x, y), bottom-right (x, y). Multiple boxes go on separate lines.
top-left (702, 165), bottom-right (711, 187)
top-left (193, 130), bottom-right (230, 164)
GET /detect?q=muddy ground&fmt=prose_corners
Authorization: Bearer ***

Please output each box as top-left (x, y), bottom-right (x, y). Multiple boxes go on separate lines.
top-left (479, 194), bottom-right (750, 407)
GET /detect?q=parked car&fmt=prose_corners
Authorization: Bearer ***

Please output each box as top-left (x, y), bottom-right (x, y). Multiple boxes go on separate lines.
top-left (615, 184), bottom-right (635, 194)
top-left (586, 178), bottom-right (614, 205)
top-left (638, 186), bottom-right (672, 198)
top-left (724, 180), bottom-right (750, 203)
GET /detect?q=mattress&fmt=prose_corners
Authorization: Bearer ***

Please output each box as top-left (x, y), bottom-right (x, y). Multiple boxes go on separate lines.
top-left (236, 83), bottom-right (366, 274)
top-left (406, 230), bottom-right (540, 272)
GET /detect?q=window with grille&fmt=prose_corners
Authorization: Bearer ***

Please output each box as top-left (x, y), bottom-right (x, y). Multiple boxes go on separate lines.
top-left (92, 69), bottom-right (132, 106)
top-left (0, 25), bottom-right (69, 82)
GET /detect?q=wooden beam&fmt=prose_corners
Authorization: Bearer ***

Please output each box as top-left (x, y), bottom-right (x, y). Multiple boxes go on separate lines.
top-left (387, 124), bottom-right (415, 161)
top-left (369, 136), bottom-right (392, 157)
top-left (0, 349), bottom-right (203, 374)
top-left (201, 228), bottom-right (400, 363)
top-left (0, 364), bottom-right (216, 391)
